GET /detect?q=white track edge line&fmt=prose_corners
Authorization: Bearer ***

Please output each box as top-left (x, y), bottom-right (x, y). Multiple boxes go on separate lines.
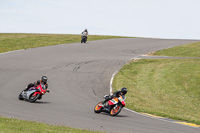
top-left (0, 49), bottom-right (25, 55)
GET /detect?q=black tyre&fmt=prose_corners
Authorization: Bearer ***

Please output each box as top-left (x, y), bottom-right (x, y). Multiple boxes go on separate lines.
top-left (18, 92), bottom-right (24, 100)
top-left (29, 93), bottom-right (40, 103)
top-left (110, 104), bottom-right (122, 116)
top-left (94, 102), bottom-right (103, 113)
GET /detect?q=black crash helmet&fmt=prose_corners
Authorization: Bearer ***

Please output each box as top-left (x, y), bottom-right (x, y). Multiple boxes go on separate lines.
top-left (41, 76), bottom-right (48, 83)
top-left (121, 87), bottom-right (127, 95)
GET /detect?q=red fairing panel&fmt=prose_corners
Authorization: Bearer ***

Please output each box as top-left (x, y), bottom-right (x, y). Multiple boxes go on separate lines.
top-left (36, 84), bottom-right (46, 94)
top-left (33, 92), bottom-right (40, 96)
top-left (121, 101), bottom-right (126, 106)
top-left (108, 100), bottom-right (115, 105)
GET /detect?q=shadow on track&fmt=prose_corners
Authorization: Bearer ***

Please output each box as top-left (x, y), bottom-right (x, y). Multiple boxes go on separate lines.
top-left (96, 112), bottom-right (129, 118)
top-left (32, 101), bottom-right (51, 104)
top-left (18, 100), bottom-right (51, 104)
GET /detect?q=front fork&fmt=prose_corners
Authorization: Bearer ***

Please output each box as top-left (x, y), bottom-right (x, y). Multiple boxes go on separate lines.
top-left (102, 100), bottom-right (116, 112)
top-left (113, 104), bottom-right (118, 109)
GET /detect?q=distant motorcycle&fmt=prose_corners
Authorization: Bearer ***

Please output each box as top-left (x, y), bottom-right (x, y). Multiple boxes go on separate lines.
top-left (81, 32), bottom-right (87, 43)
top-left (18, 84), bottom-right (49, 103)
top-left (94, 95), bottom-right (126, 116)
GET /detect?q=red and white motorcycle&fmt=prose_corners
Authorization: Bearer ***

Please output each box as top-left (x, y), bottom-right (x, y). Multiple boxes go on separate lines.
top-left (18, 84), bottom-right (49, 103)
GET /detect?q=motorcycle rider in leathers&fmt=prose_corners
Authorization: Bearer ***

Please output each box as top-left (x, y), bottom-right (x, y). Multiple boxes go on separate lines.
top-left (104, 87), bottom-right (127, 112)
top-left (81, 29), bottom-right (88, 41)
top-left (23, 76), bottom-right (48, 92)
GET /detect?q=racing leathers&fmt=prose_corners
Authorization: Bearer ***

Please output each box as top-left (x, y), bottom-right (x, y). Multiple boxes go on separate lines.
top-left (24, 80), bottom-right (48, 91)
top-left (81, 30), bottom-right (88, 41)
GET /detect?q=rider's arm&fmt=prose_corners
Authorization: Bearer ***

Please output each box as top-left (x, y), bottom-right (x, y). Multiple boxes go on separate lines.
top-left (27, 83), bottom-right (34, 88)
top-left (107, 90), bottom-right (120, 99)
top-left (34, 80), bottom-right (40, 86)
top-left (113, 90), bottom-right (121, 97)
top-left (45, 84), bottom-right (48, 89)
top-left (43, 84), bottom-right (49, 93)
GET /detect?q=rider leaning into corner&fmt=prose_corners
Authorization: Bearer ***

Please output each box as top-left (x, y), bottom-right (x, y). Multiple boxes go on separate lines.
top-left (81, 29), bottom-right (88, 41)
top-left (23, 76), bottom-right (48, 92)
top-left (104, 87), bottom-right (128, 112)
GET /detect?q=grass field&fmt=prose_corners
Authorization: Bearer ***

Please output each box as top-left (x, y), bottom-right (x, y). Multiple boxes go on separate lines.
top-left (153, 42), bottom-right (200, 57)
top-left (0, 33), bottom-right (128, 53)
top-left (0, 116), bottom-right (102, 133)
top-left (113, 42), bottom-right (200, 124)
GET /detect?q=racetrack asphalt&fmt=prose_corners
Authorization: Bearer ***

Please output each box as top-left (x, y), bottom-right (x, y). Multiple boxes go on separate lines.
top-left (0, 38), bottom-right (199, 133)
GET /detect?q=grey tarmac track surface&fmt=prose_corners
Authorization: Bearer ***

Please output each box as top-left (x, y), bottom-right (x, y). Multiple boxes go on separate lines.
top-left (0, 38), bottom-right (199, 133)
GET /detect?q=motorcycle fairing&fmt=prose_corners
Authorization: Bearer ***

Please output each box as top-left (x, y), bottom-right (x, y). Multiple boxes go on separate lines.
top-left (118, 96), bottom-right (126, 107)
top-left (108, 97), bottom-right (118, 105)
top-left (36, 84), bottom-right (46, 94)
top-left (23, 89), bottom-right (37, 100)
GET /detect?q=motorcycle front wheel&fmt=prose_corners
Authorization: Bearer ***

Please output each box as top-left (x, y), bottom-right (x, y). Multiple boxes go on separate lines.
top-left (18, 92), bottom-right (24, 100)
top-left (29, 93), bottom-right (40, 103)
top-left (94, 102), bottom-right (103, 113)
top-left (110, 104), bottom-right (122, 116)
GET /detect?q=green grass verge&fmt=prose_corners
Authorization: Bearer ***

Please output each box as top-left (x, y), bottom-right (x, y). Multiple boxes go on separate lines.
top-left (113, 42), bottom-right (200, 124)
top-left (0, 33), bottom-right (129, 53)
top-left (0, 116), bottom-right (103, 133)
top-left (113, 58), bottom-right (200, 124)
top-left (153, 42), bottom-right (200, 57)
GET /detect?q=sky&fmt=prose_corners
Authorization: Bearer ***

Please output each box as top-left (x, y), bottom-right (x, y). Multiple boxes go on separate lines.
top-left (0, 0), bottom-right (200, 39)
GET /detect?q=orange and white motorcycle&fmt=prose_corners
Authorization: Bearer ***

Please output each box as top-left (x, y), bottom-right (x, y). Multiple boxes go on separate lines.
top-left (94, 95), bottom-right (126, 116)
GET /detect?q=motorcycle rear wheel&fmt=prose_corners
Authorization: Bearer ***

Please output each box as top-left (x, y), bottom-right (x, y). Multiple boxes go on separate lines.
top-left (29, 93), bottom-right (40, 103)
top-left (110, 104), bottom-right (122, 116)
top-left (94, 102), bottom-right (103, 113)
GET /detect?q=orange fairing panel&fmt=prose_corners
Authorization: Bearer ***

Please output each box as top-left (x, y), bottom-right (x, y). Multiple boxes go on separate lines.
top-left (108, 97), bottom-right (118, 105)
